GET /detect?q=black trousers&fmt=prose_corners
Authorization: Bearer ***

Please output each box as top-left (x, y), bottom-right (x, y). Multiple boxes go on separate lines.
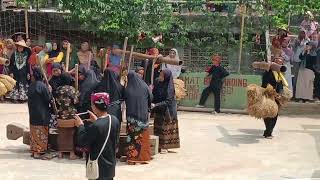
top-left (263, 115), bottom-right (278, 137)
top-left (199, 86), bottom-right (221, 112)
top-left (314, 72), bottom-right (320, 99)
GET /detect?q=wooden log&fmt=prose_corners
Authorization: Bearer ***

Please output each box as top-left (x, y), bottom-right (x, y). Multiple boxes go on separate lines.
top-left (48, 129), bottom-right (59, 151)
top-left (57, 127), bottom-right (75, 152)
top-left (22, 130), bottom-right (30, 145)
top-left (57, 119), bottom-right (76, 128)
top-left (149, 135), bottom-right (159, 156)
top-left (114, 49), bottom-right (183, 66)
top-left (0, 57), bottom-right (10, 66)
top-left (7, 123), bottom-right (28, 140)
top-left (118, 135), bottom-right (128, 157)
top-left (120, 123), bottom-right (154, 135)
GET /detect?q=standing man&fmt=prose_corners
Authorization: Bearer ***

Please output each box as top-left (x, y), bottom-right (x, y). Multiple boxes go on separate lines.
top-left (196, 55), bottom-right (229, 113)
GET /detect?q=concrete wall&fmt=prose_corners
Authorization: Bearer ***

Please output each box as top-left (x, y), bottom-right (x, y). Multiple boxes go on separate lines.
top-left (179, 73), bottom-right (261, 109)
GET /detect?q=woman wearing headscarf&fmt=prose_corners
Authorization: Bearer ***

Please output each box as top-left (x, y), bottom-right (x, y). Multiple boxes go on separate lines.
top-left (296, 33), bottom-right (318, 102)
top-left (78, 64), bottom-right (100, 114)
top-left (28, 46), bottom-right (43, 74)
top-left (281, 37), bottom-right (293, 92)
top-left (108, 45), bottom-right (121, 73)
top-left (76, 42), bottom-right (93, 69)
top-left (37, 43), bottom-right (52, 77)
top-left (292, 31), bottom-right (309, 99)
top-left (49, 63), bottom-right (73, 97)
top-left (48, 63), bottom-right (74, 128)
top-left (27, 67), bottom-right (51, 159)
top-left (162, 48), bottom-right (182, 79)
top-left (96, 68), bottom-right (123, 122)
top-left (46, 41), bottom-right (64, 77)
top-left (124, 71), bottom-right (152, 165)
top-left (152, 69), bottom-right (180, 153)
top-left (7, 40), bottom-right (31, 102)
top-left (141, 48), bottom-right (161, 86)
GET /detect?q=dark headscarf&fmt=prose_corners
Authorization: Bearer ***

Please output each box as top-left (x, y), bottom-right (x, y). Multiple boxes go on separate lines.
top-left (124, 71), bottom-right (152, 123)
top-left (49, 42), bottom-right (61, 58)
top-left (33, 67), bottom-right (43, 81)
top-left (153, 69), bottom-right (177, 120)
top-left (49, 63), bottom-right (73, 96)
top-left (97, 69), bottom-right (123, 102)
top-left (79, 64), bottom-right (100, 106)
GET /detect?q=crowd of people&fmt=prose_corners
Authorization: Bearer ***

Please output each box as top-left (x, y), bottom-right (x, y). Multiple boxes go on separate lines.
top-left (271, 11), bottom-right (320, 103)
top-left (0, 34), bottom-right (183, 179)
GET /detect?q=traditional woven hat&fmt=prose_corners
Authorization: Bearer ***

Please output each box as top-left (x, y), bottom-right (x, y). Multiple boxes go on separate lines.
top-left (15, 40), bottom-right (28, 48)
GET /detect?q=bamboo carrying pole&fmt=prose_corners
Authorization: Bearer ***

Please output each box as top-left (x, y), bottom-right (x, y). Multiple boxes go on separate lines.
top-left (114, 49), bottom-right (183, 66)
top-left (128, 46), bottom-right (134, 70)
top-left (65, 43), bottom-right (71, 71)
top-left (237, 4), bottom-right (246, 74)
top-left (75, 64), bottom-right (79, 92)
top-left (24, 9), bottom-right (29, 39)
top-left (119, 37), bottom-right (128, 86)
top-left (36, 55), bottom-right (58, 115)
top-left (0, 57), bottom-right (10, 66)
top-left (87, 52), bottom-right (92, 70)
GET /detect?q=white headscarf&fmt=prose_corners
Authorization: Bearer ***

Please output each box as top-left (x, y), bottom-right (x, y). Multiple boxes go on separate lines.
top-left (162, 48), bottom-right (182, 79)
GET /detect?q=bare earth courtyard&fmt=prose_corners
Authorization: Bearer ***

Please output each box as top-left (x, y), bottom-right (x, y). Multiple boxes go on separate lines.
top-left (1, 103), bottom-right (320, 180)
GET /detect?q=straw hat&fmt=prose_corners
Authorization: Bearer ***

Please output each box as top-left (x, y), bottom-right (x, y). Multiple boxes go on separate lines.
top-left (15, 40), bottom-right (28, 48)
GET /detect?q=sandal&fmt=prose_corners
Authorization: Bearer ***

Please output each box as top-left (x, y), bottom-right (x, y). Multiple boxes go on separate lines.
top-left (40, 152), bottom-right (58, 160)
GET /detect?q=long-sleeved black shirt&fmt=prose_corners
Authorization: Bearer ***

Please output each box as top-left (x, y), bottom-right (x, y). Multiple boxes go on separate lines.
top-left (207, 65), bottom-right (229, 88)
top-left (27, 81), bottom-right (51, 126)
top-left (76, 115), bottom-right (120, 180)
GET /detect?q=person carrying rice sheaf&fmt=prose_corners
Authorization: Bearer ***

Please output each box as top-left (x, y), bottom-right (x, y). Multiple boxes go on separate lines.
top-left (261, 57), bottom-right (289, 139)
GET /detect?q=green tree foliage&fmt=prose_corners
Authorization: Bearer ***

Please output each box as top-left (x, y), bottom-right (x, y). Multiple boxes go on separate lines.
top-left (58, 0), bottom-right (177, 45)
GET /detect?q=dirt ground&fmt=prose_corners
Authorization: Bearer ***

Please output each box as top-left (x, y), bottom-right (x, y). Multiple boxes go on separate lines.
top-left (1, 103), bottom-right (320, 180)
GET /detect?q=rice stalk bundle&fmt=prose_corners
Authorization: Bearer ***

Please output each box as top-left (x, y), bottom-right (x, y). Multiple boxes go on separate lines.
top-left (174, 79), bottom-right (187, 101)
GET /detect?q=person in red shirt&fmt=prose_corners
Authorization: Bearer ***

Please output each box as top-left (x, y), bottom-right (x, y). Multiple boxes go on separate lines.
top-left (196, 55), bottom-right (229, 113)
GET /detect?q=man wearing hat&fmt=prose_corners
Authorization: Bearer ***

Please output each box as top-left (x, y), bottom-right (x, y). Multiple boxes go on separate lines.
top-left (6, 40), bottom-right (31, 102)
top-left (196, 55), bottom-right (229, 114)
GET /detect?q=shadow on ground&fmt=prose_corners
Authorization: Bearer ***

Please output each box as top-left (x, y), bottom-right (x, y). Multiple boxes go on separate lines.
top-left (216, 126), bottom-right (263, 147)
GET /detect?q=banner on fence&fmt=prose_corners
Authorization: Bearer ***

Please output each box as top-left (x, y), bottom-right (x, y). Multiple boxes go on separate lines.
top-left (179, 73), bottom-right (261, 109)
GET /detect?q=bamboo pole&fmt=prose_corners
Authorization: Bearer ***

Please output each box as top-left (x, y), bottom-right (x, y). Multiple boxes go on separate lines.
top-left (24, 9), bottom-right (29, 39)
top-left (128, 46), bottom-right (134, 70)
top-left (0, 57), bottom-right (10, 66)
top-left (237, 4), bottom-right (246, 74)
top-left (114, 49), bottom-right (183, 65)
top-left (65, 43), bottom-right (71, 71)
top-left (87, 52), bottom-right (92, 70)
top-left (120, 37), bottom-right (128, 86)
top-left (75, 64), bottom-right (79, 92)
top-left (36, 55), bottom-right (58, 115)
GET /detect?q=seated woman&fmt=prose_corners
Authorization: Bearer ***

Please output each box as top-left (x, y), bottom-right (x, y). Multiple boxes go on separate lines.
top-left (124, 71), bottom-right (152, 165)
top-left (49, 63), bottom-right (73, 97)
top-left (75, 93), bottom-right (120, 180)
top-left (27, 67), bottom-right (51, 159)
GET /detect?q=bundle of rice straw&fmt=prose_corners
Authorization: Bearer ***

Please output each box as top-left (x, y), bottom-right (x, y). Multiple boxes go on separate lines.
top-left (174, 79), bottom-right (187, 101)
top-left (247, 84), bottom-right (278, 119)
top-left (0, 74), bottom-right (16, 93)
top-left (0, 81), bottom-right (8, 96)
top-left (276, 86), bottom-right (292, 108)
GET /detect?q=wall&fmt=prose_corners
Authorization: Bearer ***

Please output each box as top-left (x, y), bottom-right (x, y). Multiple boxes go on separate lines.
top-left (179, 73), bottom-right (261, 109)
